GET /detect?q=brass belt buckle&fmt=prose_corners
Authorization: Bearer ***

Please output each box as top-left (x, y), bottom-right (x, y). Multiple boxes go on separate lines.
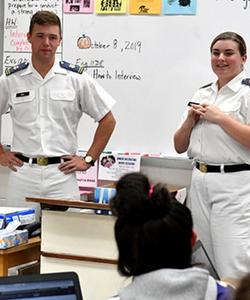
top-left (199, 162), bottom-right (207, 173)
top-left (37, 156), bottom-right (49, 166)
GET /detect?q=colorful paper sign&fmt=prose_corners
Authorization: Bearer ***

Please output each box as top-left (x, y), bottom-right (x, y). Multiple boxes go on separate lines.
top-left (129, 0), bottom-right (161, 14)
top-left (63, 0), bottom-right (94, 13)
top-left (98, 152), bottom-right (141, 181)
top-left (163, 0), bottom-right (197, 15)
top-left (95, 0), bottom-right (127, 14)
top-left (76, 150), bottom-right (98, 188)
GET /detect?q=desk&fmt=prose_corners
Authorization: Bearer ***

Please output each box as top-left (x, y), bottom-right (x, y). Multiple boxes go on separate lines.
top-left (0, 236), bottom-right (41, 276)
top-left (26, 198), bottom-right (123, 300)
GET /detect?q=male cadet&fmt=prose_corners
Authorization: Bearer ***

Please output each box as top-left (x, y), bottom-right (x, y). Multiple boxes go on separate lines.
top-left (0, 11), bottom-right (116, 217)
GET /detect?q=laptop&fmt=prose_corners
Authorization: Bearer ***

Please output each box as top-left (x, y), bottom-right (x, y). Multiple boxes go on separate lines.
top-left (0, 271), bottom-right (83, 300)
top-left (192, 240), bottom-right (220, 280)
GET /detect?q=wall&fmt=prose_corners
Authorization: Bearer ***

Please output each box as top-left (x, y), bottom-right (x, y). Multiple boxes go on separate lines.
top-left (0, 0), bottom-right (3, 147)
top-left (0, 2), bottom-right (6, 205)
top-left (2, 1), bottom-right (250, 155)
top-left (0, 1), bottom-right (3, 73)
top-left (60, 1), bottom-right (250, 154)
top-left (6, 1), bottom-right (250, 201)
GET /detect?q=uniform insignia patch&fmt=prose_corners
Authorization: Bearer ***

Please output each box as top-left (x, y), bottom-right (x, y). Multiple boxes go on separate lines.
top-left (200, 82), bottom-right (212, 89)
top-left (242, 78), bottom-right (250, 86)
top-left (59, 61), bottom-right (84, 74)
top-left (5, 62), bottom-right (29, 76)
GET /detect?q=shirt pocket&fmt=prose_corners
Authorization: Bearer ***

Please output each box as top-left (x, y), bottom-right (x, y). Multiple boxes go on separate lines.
top-left (49, 89), bottom-right (76, 119)
top-left (219, 101), bottom-right (243, 121)
top-left (11, 90), bottom-right (37, 122)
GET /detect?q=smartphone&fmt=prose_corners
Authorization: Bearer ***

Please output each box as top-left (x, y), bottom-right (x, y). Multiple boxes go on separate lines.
top-left (187, 101), bottom-right (200, 106)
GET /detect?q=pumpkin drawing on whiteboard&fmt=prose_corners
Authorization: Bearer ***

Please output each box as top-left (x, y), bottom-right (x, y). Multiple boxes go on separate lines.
top-left (77, 35), bottom-right (92, 49)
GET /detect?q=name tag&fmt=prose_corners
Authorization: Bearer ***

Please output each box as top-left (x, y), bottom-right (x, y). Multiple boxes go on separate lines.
top-left (16, 91), bottom-right (30, 97)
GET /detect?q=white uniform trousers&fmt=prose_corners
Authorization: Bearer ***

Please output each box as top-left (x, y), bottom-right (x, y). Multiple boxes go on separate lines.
top-left (189, 167), bottom-right (250, 279)
top-left (7, 163), bottom-right (80, 220)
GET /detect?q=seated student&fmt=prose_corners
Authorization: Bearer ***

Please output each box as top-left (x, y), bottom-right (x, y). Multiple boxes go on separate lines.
top-left (234, 273), bottom-right (250, 300)
top-left (108, 172), bottom-right (234, 300)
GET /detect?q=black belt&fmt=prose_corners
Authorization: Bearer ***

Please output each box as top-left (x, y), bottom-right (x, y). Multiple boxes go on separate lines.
top-left (16, 154), bottom-right (63, 166)
top-left (196, 162), bottom-right (250, 173)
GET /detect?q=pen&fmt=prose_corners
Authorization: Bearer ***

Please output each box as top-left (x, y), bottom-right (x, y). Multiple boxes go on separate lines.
top-left (187, 101), bottom-right (200, 106)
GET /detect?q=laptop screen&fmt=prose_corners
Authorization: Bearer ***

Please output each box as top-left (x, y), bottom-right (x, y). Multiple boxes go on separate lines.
top-left (0, 272), bottom-right (83, 300)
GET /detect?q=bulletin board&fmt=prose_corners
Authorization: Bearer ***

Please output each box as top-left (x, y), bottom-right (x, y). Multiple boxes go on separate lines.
top-left (2, 0), bottom-right (250, 156)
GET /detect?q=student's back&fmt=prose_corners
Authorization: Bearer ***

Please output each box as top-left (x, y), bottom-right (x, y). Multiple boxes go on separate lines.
top-left (108, 172), bottom-right (234, 300)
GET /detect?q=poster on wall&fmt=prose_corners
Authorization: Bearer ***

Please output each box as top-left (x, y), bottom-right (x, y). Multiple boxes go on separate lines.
top-left (63, 0), bottom-right (94, 14)
top-left (129, 0), bottom-right (161, 15)
top-left (98, 152), bottom-right (141, 181)
top-left (95, 0), bottom-right (127, 14)
top-left (76, 150), bottom-right (98, 188)
top-left (3, 0), bottom-right (63, 69)
top-left (163, 0), bottom-right (197, 15)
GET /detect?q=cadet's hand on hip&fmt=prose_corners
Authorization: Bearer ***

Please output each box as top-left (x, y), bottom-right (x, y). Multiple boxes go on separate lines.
top-left (0, 152), bottom-right (23, 172)
top-left (58, 155), bottom-right (90, 174)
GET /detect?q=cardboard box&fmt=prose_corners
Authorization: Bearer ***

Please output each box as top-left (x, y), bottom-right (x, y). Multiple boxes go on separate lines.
top-left (0, 207), bottom-right (36, 229)
top-left (0, 229), bottom-right (28, 249)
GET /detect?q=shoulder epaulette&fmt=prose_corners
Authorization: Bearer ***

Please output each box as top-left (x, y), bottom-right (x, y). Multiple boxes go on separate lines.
top-left (5, 62), bottom-right (29, 76)
top-left (199, 82), bottom-right (212, 89)
top-left (59, 61), bottom-right (84, 74)
top-left (242, 78), bottom-right (250, 86)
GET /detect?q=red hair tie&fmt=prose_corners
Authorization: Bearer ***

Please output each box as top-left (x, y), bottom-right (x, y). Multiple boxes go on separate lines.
top-left (148, 185), bottom-right (154, 198)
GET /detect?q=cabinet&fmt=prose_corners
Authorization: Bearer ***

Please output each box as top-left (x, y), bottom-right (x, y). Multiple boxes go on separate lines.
top-left (26, 198), bottom-right (128, 300)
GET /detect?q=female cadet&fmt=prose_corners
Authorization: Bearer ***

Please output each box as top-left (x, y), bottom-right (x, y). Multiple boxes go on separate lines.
top-left (174, 32), bottom-right (250, 279)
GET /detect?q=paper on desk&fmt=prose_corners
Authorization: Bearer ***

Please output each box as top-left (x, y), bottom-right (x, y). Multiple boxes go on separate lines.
top-left (0, 220), bottom-right (21, 236)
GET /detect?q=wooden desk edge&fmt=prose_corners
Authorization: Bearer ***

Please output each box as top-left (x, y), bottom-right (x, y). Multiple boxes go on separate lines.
top-left (41, 251), bottom-right (117, 265)
top-left (0, 236), bottom-right (40, 254)
top-left (26, 185), bottom-right (181, 211)
top-left (26, 197), bottom-right (111, 211)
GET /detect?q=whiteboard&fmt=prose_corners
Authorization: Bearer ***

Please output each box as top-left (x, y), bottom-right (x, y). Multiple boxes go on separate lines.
top-left (2, 0), bottom-right (250, 155)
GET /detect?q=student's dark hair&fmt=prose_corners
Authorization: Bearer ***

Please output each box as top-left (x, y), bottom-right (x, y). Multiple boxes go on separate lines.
top-left (110, 172), bottom-right (193, 277)
top-left (210, 32), bottom-right (247, 56)
top-left (29, 10), bottom-right (62, 38)
top-left (235, 273), bottom-right (250, 300)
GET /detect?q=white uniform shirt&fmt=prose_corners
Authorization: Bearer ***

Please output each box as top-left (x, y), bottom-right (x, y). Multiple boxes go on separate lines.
top-left (0, 60), bottom-right (116, 157)
top-left (187, 71), bottom-right (250, 164)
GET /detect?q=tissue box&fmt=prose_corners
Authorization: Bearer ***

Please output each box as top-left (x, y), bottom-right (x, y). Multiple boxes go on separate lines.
top-left (0, 207), bottom-right (36, 229)
top-left (94, 185), bottom-right (116, 215)
top-left (0, 229), bottom-right (28, 249)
